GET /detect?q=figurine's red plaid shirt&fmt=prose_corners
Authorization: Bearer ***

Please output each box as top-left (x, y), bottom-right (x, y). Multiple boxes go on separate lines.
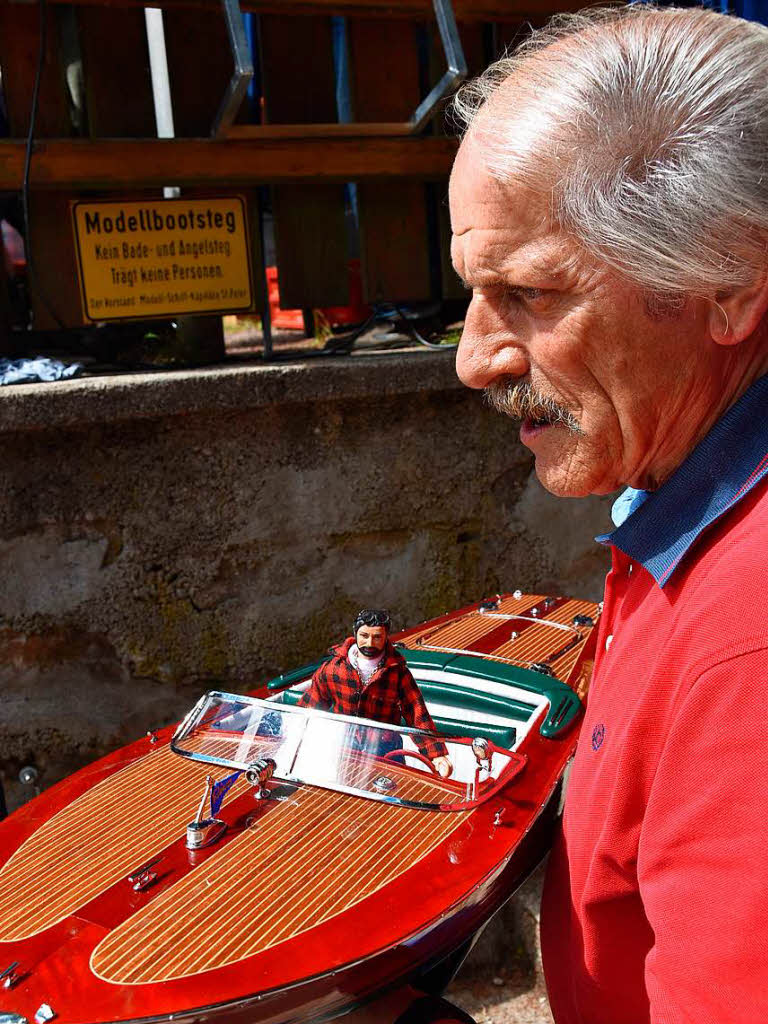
top-left (297, 638), bottom-right (447, 759)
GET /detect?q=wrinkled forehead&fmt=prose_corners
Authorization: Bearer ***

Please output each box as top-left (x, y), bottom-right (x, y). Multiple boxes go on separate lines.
top-left (449, 135), bottom-right (556, 267)
top-left (449, 126), bottom-right (550, 224)
top-left (449, 131), bottom-right (598, 293)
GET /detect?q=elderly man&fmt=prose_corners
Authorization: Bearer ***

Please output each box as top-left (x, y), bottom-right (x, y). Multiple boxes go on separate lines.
top-left (449, 6), bottom-right (768, 1024)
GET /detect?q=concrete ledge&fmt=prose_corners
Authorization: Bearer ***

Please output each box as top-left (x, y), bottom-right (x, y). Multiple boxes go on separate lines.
top-left (0, 347), bottom-right (461, 433)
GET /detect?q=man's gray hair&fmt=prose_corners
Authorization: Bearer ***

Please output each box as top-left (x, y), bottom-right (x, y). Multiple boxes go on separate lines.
top-left (453, 6), bottom-right (768, 297)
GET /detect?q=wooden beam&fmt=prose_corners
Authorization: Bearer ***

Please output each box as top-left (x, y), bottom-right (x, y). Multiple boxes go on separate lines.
top-left (0, 0), bottom-right (586, 22)
top-left (259, 13), bottom-right (337, 124)
top-left (260, 13), bottom-right (350, 309)
top-left (350, 16), bottom-right (432, 304)
top-left (0, 137), bottom-right (458, 189)
top-left (165, 7), bottom-right (248, 136)
top-left (78, 7), bottom-right (156, 137)
top-left (27, 191), bottom-right (86, 329)
top-left (226, 123), bottom-right (414, 138)
top-left (0, 3), bottom-right (72, 137)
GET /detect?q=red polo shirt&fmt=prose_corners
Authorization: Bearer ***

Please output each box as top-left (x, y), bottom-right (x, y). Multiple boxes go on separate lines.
top-left (541, 375), bottom-right (768, 1024)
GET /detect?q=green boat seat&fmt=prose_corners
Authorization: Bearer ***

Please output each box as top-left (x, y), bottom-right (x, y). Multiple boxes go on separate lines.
top-left (264, 644), bottom-right (582, 740)
top-left (275, 685), bottom-right (516, 749)
top-left (429, 716), bottom-right (516, 748)
top-left (410, 680), bottom-right (535, 723)
top-left (275, 681), bottom-right (519, 749)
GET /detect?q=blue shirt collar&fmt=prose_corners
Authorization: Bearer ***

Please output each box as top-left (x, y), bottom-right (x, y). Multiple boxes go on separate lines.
top-left (597, 374), bottom-right (768, 587)
top-left (610, 486), bottom-right (650, 528)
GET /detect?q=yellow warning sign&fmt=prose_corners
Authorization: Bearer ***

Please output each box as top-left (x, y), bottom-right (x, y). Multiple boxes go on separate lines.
top-left (72, 197), bottom-right (253, 321)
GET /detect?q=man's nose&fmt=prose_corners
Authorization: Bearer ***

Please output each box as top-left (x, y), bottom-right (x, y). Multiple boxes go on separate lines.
top-left (455, 293), bottom-right (530, 389)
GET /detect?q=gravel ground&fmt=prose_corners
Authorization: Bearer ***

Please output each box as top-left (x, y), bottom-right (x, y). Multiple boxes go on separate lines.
top-left (447, 964), bottom-right (554, 1024)
top-left (442, 862), bottom-right (554, 1024)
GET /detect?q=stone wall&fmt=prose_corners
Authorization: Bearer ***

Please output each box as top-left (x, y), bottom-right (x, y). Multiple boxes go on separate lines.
top-left (0, 348), bottom-right (612, 811)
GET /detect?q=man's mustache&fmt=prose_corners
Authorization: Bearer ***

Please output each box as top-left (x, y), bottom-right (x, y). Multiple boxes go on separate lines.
top-left (484, 379), bottom-right (583, 435)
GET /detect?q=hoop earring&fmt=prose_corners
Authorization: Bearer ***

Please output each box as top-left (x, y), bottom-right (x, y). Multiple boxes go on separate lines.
top-left (713, 300), bottom-right (730, 337)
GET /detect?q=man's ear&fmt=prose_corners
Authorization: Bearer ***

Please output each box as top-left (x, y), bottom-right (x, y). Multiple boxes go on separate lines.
top-left (710, 272), bottom-right (768, 346)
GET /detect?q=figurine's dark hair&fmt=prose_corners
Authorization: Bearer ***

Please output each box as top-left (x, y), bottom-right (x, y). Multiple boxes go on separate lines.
top-left (353, 609), bottom-right (392, 634)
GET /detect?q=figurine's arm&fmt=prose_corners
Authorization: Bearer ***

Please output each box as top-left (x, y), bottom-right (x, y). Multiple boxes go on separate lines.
top-left (399, 668), bottom-right (451, 775)
top-left (296, 663), bottom-right (333, 711)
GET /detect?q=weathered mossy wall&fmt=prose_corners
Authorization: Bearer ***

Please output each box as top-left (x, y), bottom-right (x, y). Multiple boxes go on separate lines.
top-left (0, 350), bottom-right (612, 811)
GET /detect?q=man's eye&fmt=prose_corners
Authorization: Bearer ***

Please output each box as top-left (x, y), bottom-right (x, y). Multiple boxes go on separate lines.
top-left (506, 286), bottom-right (546, 303)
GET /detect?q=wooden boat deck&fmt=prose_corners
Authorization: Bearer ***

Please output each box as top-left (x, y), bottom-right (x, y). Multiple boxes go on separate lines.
top-left (0, 745), bottom-right (463, 983)
top-left (0, 748), bottom-right (235, 942)
top-left (400, 594), bottom-right (597, 682)
top-left (92, 769), bottom-right (464, 984)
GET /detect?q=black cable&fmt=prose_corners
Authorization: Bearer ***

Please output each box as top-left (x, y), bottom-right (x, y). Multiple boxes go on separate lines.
top-left (392, 303), bottom-right (459, 350)
top-left (320, 310), bottom-right (377, 355)
top-left (21, 0), bottom-right (66, 331)
top-left (260, 301), bottom-right (458, 362)
top-left (322, 302), bottom-right (459, 355)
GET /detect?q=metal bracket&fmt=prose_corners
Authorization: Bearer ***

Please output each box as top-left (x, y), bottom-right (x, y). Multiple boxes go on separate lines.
top-left (127, 855), bottom-right (162, 892)
top-left (211, 0), bottom-right (254, 138)
top-left (245, 757), bottom-right (276, 800)
top-left (410, 0), bottom-right (467, 133)
top-left (219, 0), bottom-right (465, 139)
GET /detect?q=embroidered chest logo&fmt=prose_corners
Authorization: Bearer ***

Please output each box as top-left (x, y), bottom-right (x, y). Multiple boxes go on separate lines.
top-left (591, 723), bottom-right (606, 751)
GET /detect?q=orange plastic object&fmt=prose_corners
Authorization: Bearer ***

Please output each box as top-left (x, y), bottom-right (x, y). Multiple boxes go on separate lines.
top-left (265, 265), bottom-right (303, 330)
top-left (322, 259), bottom-right (370, 326)
top-left (264, 261), bottom-right (370, 332)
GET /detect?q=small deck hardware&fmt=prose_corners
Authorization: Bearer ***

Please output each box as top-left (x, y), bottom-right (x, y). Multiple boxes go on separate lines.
top-left (373, 776), bottom-right (397, 794)
top-left (186, 818), bottom-right (227, 850)
top-left (0, 963), bottom-right (19, 990)
top-left (245, 758), bottom-right (277, 800)
top-left (186, 776), bottom-right (227, 849)
top-left (573, 614), bottom-right (595, 627)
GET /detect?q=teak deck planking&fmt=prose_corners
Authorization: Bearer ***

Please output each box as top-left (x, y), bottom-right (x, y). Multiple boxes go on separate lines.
top-left (91, 774), bottom-right (465, 983)
top-left (402, 594), bottom-right (599, 683)
top-left (0, 749), bottom-right (233, 942)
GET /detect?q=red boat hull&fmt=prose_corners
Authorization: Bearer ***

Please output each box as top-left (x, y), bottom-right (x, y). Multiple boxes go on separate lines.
top-left (0, 593), bottom-right (598, 1024)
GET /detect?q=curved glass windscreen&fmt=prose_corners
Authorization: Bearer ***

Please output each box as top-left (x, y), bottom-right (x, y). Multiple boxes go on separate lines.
top-left (171, 691), bottom-right (526, 811)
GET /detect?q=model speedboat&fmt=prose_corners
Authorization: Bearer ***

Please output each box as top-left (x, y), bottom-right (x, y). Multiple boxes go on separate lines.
top-left (0, 591), bottom-right (599, 1024)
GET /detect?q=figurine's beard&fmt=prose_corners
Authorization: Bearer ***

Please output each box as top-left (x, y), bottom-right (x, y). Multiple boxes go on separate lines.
top-left (485, 379), bottom-right (583, 434)
top-left (359, 646), bottom-right (383, 658)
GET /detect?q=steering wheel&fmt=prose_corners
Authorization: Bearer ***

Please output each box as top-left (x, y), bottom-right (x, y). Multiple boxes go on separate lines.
top-left (382, 748), bottom-right (439, 774)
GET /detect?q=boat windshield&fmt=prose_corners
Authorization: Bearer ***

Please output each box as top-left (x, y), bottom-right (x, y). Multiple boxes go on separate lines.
top-left (171, 691), bottom-right (526, 811)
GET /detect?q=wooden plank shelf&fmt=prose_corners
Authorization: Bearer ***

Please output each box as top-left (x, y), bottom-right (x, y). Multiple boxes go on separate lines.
top-left (0, 137), bottom-right (458, 190)
top-left (0, 0), bottom-right (584, 20)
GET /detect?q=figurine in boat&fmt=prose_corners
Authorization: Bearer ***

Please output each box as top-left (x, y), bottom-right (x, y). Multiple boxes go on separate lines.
top-left (298, 607), bottom-right (453, 776)
top-left (0, 591), bottom-right (599, 1024)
